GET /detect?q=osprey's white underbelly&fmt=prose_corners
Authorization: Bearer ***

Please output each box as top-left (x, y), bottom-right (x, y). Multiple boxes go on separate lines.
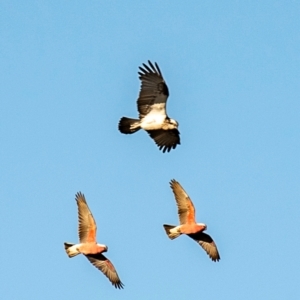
top-left (140, 103), bottom-right (167, 130)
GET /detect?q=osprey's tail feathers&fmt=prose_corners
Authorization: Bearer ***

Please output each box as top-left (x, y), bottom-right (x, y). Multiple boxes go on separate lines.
top-left (64, 242), bottom-right (80, 258)
top-left (118, 117), bottom-right (141, 134)
top-left (163, 224), bottom-right (181, 240)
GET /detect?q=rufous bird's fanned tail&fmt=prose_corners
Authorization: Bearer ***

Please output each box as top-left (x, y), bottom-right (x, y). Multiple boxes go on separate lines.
top-left (64, 242), bottom-right (80, 258)
top-left (163, 224), bottom-right (181, 240)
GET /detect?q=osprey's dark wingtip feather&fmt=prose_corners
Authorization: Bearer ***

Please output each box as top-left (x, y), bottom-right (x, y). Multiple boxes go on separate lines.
top-left (138, 60), bottom-right (162, 77)
top-left (154, 62), bottom-right (162, 76)
top-left (143, 63), bottom-right (153, 73)
top-left (147, 129), bottom-right (180, 153)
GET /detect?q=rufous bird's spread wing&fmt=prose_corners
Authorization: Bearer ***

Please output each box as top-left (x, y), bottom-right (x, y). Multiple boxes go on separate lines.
top-left (137, 61), bottom-right (169, 118)
top-left (187, 232), bottom-right (220, 262)
top-left (147, 129), bottom-right (180, 153)
top-left (170, 179), bottom-right (196, 224)
top-left (86, 253), bottom-right (124, 289)
top-left (75, 192), bottom-right (97, 243)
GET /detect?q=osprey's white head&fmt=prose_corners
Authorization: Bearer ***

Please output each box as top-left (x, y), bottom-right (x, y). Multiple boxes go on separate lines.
top-left (168, 118), bottom-right (179, 129)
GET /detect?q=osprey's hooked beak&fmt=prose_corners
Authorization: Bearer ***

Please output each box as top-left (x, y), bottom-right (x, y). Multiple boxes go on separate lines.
top-left (169, 119), bottom-right (179, 127)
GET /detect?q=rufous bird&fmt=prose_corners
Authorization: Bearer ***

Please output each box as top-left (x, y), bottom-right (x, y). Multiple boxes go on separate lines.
top-left (64, 192), bottom-right (124, 289)
top-left (163, 180), bottom-right (220, 262)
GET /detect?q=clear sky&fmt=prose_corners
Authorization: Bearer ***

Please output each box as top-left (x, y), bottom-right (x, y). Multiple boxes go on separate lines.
top-left (1, 1), bottom-right (299, 299)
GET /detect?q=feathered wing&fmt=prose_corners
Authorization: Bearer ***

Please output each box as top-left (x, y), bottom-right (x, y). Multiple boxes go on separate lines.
top-left (137, 60), bottom-right (169, 118)
top-left (169, 179), bottom-right (195, 224)
top-left (147, 129), bottom-right (180, 153)
top-left (75, 192), bottom-right (97, 243)
top-left (187, 232), bottom-right (220, 262)
top-left (86, 253), bottom-right (124, 289)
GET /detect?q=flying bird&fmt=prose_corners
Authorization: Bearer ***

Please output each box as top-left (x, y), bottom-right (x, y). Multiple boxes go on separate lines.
top-left (118, 60), bottom-right (180, 153)
top-left (163, 180), bottom-right (220, 262)
top-left (64, 192), bottom-right (124, 289)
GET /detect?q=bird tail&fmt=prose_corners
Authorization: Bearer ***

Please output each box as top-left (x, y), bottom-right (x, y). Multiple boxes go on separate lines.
top-left (118, 117), bottom-right (141, 134)
top-left (163, 224), bottom-right (181, 240)
top-left (64, 242), bottom-right (80, 258)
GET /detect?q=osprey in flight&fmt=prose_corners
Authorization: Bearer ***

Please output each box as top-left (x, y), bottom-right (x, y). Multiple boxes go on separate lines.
top-left (64, 192), bottom-right (124, 289)
top-left (163, 180), bottom-right (220, 262)
top-left (118, 60), bottom-right (180, 153)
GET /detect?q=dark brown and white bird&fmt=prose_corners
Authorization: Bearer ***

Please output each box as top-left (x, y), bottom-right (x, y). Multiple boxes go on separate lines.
top-left (163, 180), bottom-right (220, 262)
top-left (64, 192), bottom-right (124, 289)
top-left (118, 60), bottom-right (180, 153)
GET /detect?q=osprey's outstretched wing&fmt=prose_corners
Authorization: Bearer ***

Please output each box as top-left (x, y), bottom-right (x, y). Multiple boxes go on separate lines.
top-left (147, 129), bottom-right (180, 153)
top-left (137, 61), bottom-right (169, 119)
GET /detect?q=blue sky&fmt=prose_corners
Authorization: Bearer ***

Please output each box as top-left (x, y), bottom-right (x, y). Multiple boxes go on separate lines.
top-left (1, 1), bottom-right (299, 299)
